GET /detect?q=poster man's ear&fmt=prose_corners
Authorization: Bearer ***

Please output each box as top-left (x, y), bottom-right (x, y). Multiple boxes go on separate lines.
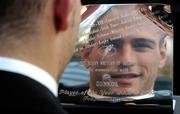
top-left (54, 0), bottom-right (73, 31)
top-left (159, 40), bottom-right (167, 69)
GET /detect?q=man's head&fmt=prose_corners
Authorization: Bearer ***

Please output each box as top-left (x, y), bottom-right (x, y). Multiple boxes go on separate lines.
top-left (0, 0), bottom-right (81, 81)
top-left (81, 4), bottom-right (171, 96)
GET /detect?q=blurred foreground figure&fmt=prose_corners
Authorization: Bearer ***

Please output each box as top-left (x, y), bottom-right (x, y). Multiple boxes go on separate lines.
top-left (0, 0), bottom-right (81, 113)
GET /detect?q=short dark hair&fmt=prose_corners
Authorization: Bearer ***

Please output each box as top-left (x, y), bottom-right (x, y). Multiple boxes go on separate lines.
top-left (0, 0), bottom-right (47, 39)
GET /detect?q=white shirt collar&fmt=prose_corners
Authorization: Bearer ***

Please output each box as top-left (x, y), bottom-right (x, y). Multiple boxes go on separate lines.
top-left (0, 57), bottom-right (58, 97)
top-left (87, 89), bottom-right (155, 102)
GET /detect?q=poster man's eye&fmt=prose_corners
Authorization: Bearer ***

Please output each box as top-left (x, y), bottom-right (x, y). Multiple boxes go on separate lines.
top-left (133, 42), bottom-right (152, 49)
top-left (98, 44), bottom-right (117, 57)
top-left (132, 38), bottom-right (156, 51)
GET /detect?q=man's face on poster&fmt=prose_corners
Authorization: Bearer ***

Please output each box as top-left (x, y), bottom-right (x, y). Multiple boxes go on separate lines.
top-left (81, 5), bottom-right (168, 96)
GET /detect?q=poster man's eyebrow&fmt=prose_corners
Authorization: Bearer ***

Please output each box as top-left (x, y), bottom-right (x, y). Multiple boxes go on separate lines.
top-left (98, 38), bottom-right (123, 47)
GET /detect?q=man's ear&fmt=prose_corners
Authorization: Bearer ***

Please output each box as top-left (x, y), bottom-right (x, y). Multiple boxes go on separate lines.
top-left (54, 0), bottom-right (73, 31)
top-left (159, 41), bottom-right (167, 69)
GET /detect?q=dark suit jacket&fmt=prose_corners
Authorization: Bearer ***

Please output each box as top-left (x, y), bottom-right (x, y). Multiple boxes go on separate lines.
top-left (0, 70), bottom-right (67, 114)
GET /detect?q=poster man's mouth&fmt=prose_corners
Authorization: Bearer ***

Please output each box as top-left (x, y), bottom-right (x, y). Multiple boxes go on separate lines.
top-left (110, 72), bottom-right (143, 79)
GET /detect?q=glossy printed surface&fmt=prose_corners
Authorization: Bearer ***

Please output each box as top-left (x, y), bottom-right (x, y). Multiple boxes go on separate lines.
top-left (59, 4), bottom-right (173, 102)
